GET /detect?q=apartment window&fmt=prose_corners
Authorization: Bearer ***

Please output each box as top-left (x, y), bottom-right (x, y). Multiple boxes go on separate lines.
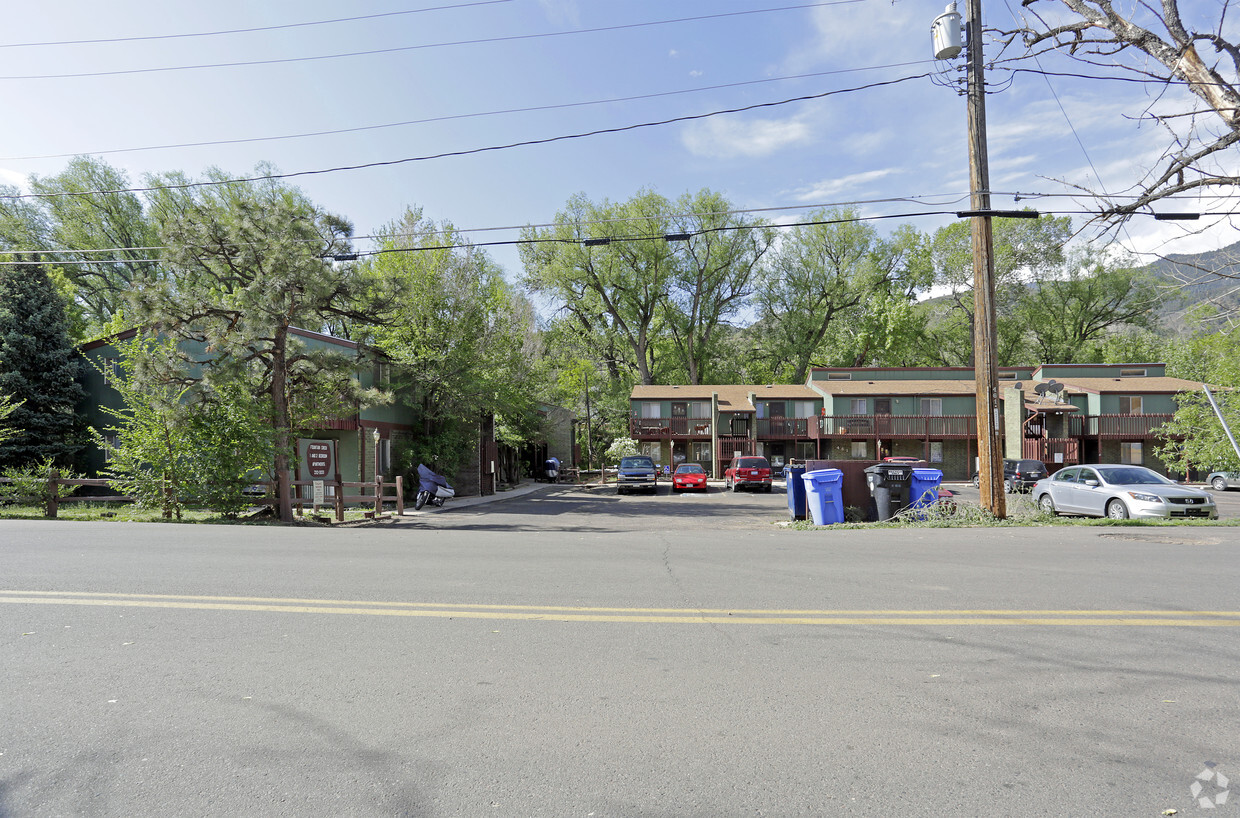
top-left (639, 441), bottom-right (660, 462)
top-left (998, 372), bottom-right (1017, 380)
top-left (102, 433), bottom-right (120, 462)
top-left (920, 398), bottom-right (943, 416)
top-left (101, 357), bottom-right (122, 385)
top-left (851, 440), bottom-right (868, 458)
top-left (373, 361), bottom-right (391, 388)
top-left (1118, 396), bottom-right (1143, 415)
top-left (929, 441), bottom-right (944, 463)
top-left (827, 372), bottom-right (852, 380)
top-left (641, 402), bottom-right (661, 419)
top-left (690, 401), bottom-right (710, 419)
top-left (1119, 441), bottom-right (1143, 465)
top-left (793, 400), bottom-right (817, 418)
top-left (850, 398), bottom-right (867, 415)
top-left (1119, 368), bottom-right (1147, 377)
top-left (377, 438), bottom-right (392, 474)
top-left (692, 442), bottom-right (712, 464)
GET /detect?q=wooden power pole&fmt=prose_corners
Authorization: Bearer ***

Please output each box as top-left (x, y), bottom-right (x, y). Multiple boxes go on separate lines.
top-left (964, 0), bottom-right (1006, 518)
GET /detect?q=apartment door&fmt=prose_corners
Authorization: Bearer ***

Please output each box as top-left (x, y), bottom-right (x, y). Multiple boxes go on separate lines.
top-left (875, 398), bottom-right (892, 435)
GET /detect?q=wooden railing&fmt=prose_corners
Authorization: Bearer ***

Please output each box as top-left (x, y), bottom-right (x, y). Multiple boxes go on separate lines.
top-left (757, 417), bottom-right (809, 438)
top-left (1083, 414), bottom-right (1174, 438)
top-left (1, 473), bottom-right (403, 520)
top-left (629, 417), bottom-right (714, 438)
top-left (812, 415), bottom-right (977, 438)
top-left (717, 436), bottom-right (755, 461)
top-left (1022, 438), bottom-right (1080, 465)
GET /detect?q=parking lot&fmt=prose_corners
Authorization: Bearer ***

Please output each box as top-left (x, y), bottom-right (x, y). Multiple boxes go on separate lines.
top-left (406, 476), bottom-right (1239, 533)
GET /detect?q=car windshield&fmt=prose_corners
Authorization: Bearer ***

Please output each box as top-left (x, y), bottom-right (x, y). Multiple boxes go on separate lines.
top-left (676, 465), bottom-right (704, 474)
top-left (620, 457), bottom-right (654, 470)
top-left (737, 458), bottom-right (766, 468)
top-left (1096, 466), bottom-right (1171, 485)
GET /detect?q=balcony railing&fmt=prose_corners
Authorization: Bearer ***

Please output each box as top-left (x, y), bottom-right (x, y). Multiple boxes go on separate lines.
top-left (1023, 438), bottom-right (1080, 465)
top-left (1083, 414), bottom-right (1175, 438)
top-left (629, 417), bottom-right (713, 438)
top-left (812, 415), bottom-right (977, 439)
top-left (757, 417), bottom-right (809, 438)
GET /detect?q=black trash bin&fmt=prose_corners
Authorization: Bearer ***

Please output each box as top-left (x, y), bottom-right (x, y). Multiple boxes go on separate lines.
top-left (863, 462), bottom-right (916, 521)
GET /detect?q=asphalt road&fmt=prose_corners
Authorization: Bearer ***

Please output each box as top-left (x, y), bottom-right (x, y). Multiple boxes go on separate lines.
top-left (2, 489), bottom-right (1238, 817)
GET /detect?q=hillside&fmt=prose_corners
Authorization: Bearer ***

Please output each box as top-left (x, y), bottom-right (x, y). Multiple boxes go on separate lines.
top-left (1143, 241), bottom-right (1240, 332)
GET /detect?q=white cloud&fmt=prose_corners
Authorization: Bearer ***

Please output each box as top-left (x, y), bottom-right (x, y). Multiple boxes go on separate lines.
top-left (0, 168), bottom-right (29, 191)
top-left (681, 116), bottom-right (811, 159)
top-left (790, 169), bottom-right (899, 202)
top-left (536, 0), bottom-right (579, 27)
top-left (689, 69), bottom-right (703, 78)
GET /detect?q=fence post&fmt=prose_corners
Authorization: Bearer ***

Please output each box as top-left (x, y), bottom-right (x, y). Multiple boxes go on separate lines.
top-left (334, 472), bottom-right (344, 522)
top-left (45, 469), bottom-right (59, 519)
top-left (374, 475), bottom-right (383, 517)
top-left (395, 475), bottom-right (404, 516)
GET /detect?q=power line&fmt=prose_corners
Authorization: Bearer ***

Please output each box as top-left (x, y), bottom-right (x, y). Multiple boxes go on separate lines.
top-left (0, 75), bottom-right (932, 202)
top-left (0, 1), bottom-right (866, 81)
top-left (0, 61), bottom-right (934, 162)
top-left (4, 206), bottom-right (1231, 267)
top-left (0, 2), bottom-right (515, 49)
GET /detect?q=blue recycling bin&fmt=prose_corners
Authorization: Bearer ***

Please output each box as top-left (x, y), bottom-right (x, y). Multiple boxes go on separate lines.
top-left (785, 465), bottom-right (807, 520)
top-left (909, 468), bottom-right (944, 509)
top-left (801, 468), bottom-right (845, 525)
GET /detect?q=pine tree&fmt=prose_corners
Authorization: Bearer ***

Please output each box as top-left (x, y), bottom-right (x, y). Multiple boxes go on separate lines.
top-left (0, 260), bottom-right (86, 468)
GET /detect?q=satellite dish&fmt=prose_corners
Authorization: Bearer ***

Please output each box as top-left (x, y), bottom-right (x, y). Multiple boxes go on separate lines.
top-left (1047, 382), bottom-right (1066, 402)
top-left (1014, 381), bottom-right (1024, 391)
top-left (1033, 383), bottom-right (1049, 397)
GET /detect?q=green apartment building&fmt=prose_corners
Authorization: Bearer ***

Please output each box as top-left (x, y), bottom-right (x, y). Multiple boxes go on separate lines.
top-left (630, 364), bottom-right (1202, 480)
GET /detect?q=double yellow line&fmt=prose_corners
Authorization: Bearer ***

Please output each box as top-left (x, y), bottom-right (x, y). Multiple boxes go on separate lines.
top-left (4, 590), bottom-right (1240, 626)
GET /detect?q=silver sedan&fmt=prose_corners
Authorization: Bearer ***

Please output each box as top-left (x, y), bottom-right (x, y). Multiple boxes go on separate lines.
top-left (1032, 464), bottom-right (1218, 520)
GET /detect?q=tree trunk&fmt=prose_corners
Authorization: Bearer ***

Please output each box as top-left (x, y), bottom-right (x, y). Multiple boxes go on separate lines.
top-left (271, 323), bottom-right (294, 523)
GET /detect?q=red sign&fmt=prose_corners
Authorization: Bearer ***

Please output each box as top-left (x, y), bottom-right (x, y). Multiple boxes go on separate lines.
top-left (306, 442), bottom-right (333, 478)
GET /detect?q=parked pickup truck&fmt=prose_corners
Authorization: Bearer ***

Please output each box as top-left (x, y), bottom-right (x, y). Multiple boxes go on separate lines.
top-left (617, 456), bottom-right (658, 495)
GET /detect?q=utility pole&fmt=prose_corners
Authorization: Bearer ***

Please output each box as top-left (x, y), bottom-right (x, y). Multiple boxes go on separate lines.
top-left (584, 370), bottom-right (593, 473)
top-left (963, 0), bottom-right (1006, 518)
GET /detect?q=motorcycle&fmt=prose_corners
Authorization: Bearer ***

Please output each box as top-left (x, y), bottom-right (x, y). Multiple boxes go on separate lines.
top-left (414, 463), bottom-right (455, 510)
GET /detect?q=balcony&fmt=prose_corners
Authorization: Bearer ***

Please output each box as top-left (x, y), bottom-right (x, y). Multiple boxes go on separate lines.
top-left (757, 417), bottom-right (809, 439)
top-left (629, 417), bottom-right (713, 439)
top-left (1083, 414), bottom-right (1175, 438)
top-left (811, 415), bottom-right (977, 439)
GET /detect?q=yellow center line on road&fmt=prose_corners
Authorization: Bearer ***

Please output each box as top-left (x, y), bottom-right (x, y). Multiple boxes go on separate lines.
top-left (2, 590), bottom-right (1240, 625)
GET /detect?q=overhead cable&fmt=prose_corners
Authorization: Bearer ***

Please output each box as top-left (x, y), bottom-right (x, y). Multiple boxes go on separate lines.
top-left (0, 75), bottom-right (931, 202)
top-left (0, 1), bottom-right (866, 81)
top-left (0, 2), bottom-right (515, 49)
top-left (0, 61), bottom-right (933, 161)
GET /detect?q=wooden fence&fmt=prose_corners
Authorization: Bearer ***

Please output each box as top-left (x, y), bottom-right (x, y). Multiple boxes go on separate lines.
top-left (0, 473), bottom-right (403, 521)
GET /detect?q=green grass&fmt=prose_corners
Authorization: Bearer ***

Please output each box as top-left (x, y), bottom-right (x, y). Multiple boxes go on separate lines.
top-left (788, 495), bottom-right (1239, 530)
top-left (0, 502), bottom-right (394, 525)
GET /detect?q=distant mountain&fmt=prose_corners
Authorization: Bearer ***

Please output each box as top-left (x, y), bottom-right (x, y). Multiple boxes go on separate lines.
top-left (1142, 241), bottom-right (1240, 332)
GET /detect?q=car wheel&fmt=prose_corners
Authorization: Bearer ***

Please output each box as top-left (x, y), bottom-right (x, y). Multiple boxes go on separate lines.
top-left (1037, 494), bottom-right (1056, 515)
top-left (1106, 499), bottom-right (1129, 520)
top-left (1003, 478), bottom-right (1013, 494)
top-left (732, 481), bottom-right (741, 493)
top-left (971, 474), bottom-right (979, 488)
top-left (1213, 477), bottom-right (1227, 491)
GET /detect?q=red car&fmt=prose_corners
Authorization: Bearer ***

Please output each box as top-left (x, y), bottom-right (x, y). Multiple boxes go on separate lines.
top-left (672, 463), bottom-right (708, 492)
top-left (725, 456), bottom-right (773, 493)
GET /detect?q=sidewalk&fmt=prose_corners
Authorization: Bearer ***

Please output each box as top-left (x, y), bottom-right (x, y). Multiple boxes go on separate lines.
top-left (399, 478), bottom-right (559, 515)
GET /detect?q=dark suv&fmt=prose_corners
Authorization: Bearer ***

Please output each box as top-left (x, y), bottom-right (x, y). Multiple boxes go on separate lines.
top-left (617, 456), bottom-right (658, 495)
top-left (972, 458), bottom-right (1049, 493)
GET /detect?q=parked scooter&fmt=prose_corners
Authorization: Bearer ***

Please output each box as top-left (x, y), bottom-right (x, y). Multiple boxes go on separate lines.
top-left (543, 457), bottom-right (560, 483)
top-left (414, 463), bottom-right (456, 510)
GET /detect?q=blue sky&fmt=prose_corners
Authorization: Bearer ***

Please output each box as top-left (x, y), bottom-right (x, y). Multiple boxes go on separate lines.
top-left (1, 0), bottom-right (1234, 279)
